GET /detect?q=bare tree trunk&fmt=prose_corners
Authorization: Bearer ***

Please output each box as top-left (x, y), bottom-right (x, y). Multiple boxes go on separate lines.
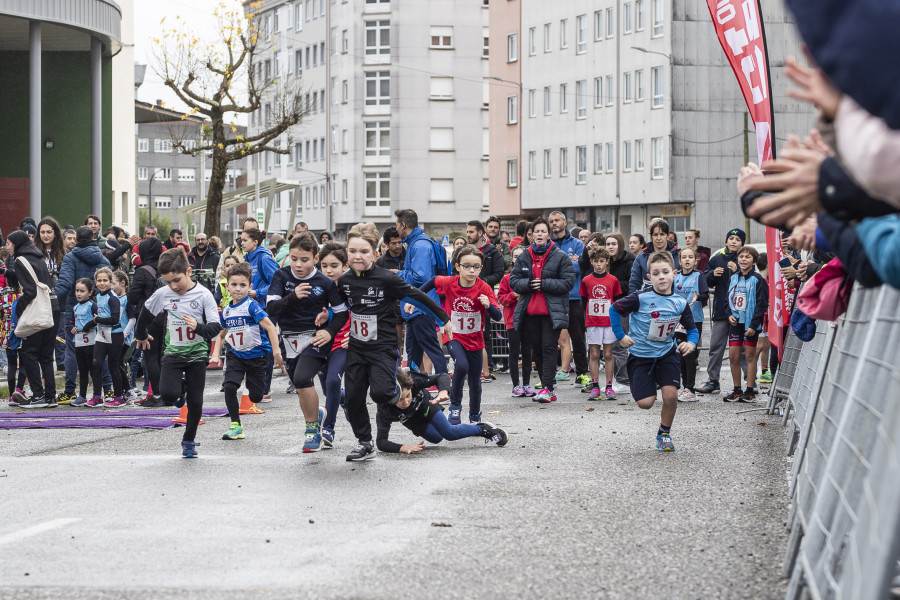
top-left (204, 116), bottom-right (228, 237)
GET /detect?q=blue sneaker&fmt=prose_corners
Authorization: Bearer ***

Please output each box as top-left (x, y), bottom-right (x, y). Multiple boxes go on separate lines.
top-left (318, 406), bottom-right (327, 427)
top-left (71, 395), bottom-right (88, 407)
top-left (303, 428), bottom-right (323, 453)
top-left (448, 405), bottom-right (462, 425)
top-left (656, 433), bottom-right (675, 452)
top-left (181, 440), bottom-right (200, 458)
top-left (322, 428), bottom-right (335, 449)
top-left (469, 412), bottom-right (482, 424)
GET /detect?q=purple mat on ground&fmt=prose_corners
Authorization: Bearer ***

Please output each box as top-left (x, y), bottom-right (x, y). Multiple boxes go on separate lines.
top-left (0, 418), bottom-right (179, 429)
top-left (0, 408), bottom-right (229, 420)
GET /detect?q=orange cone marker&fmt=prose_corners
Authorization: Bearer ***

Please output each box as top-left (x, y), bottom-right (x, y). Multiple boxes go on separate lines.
top-left (172, 404), bottom-right (204, 425)
top-left (239, 390), bottom-right (264, 415)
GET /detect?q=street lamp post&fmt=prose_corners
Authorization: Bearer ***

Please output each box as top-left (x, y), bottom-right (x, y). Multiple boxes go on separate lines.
top-left (630, 46), bottom-right (673, 61)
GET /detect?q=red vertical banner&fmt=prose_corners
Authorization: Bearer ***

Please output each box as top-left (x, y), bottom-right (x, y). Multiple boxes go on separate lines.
top-left (707, 0), bottom-right (790, 358)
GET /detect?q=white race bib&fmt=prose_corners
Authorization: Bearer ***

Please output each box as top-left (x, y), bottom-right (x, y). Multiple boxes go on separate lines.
top-left (74, 330), bottom-right (96, 347)
top-left (283, 331), bottom-right (315, 358)
top-left (227, 324), bottom-right (259, 352)
top-left (732, 291), bottom-right (747, 311)
top-left (451, 310), bottom-right (482, 335)
top-left (648, 317), bottom-right (680, 342)
top-left (588, 299), bottom-right (610, 318)
top-left (167, 317), bottom-right (197, 346)
top-left (96, 326), bottom-right (113, 344)
top-left (349, 313), bottom-right (377, 342)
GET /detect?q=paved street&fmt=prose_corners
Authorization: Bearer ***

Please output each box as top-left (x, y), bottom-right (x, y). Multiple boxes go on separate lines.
top-left (1, 349), bottom-right (789, 600)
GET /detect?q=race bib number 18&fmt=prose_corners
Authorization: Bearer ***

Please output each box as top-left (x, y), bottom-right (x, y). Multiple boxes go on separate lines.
top-left (350, 313), bottom-right (377, 342)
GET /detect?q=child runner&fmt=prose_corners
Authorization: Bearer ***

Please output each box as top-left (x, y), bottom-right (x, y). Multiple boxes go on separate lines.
top-left (266, 233), bottom-right (348, 453)
top-left (338, 222), bottom-right (451, 462)
top-left (134, 248), bottom-right (222, 458)
top-left (6, 290), bottom-right (28, 406)
top-left (724, 246), bottom-right (768, 403)
top-left (673, 247), bottom-right (709, 402)
top-left (609, 251), bottom-right (699, 452)
top-left (579, 246), bottom-right (623, 400)
top-left (421, 245), bottom-right (502, 424)
top-left (111, 271), bottom-right (139, 403)
top-left (376, 369), bottom-right (508, 454)
top-left (69, 278), bottom-right (98, 407)
top-left (92, 267), bottom-right (126, 407)
top-left (210, 262), bottom-right (283, 441)
top-left (498, 245), bottom-right (534, 398)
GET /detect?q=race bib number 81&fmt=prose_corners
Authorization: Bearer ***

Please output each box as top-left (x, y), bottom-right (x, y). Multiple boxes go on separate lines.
top-left (588, 299), bottom-right (610, 317)
top-left (350, 313), bottom-right (377, 342)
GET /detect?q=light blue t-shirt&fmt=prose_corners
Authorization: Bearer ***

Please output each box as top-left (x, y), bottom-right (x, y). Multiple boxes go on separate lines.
top-left (674, 270), bottom-right (706, 323)
top-left (609, 289), bottom-right (698, 358)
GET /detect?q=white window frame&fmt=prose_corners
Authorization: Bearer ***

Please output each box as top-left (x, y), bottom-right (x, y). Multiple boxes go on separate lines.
top-left (560, 147), bottom-right (569, 177)
top-left (636, 69), bottom-right (645, 101)
top-left (593, 143), bottom-right (603, 174)
top-left (606, 75), bottom-right (614, 106)
top-left (575, 80), bottom-right (587, 118)
top-left (624, 3), bottom-right (633, 34)
top-left (652, 66), bottom-right (664, 108)
top-left (157, 168), bottom-right (171, 181)
top-left (605, 143), bottom-right (614, 173)
top-left (429, 127), bottom-right (454, 151)
top-left (528, 27), bottom-right (536, 56)
top-left (594, 11), bottom-right (603, 41)
top-left (543, 149), bottom-right (552, 178)
top-left (365, 20), bottom-right (390, 57)
top-left (652, 137), bottom-right (664, 178)
top-left (635, 139), bottom-right (645, 170)
top-left (559, 83), bottom-right (568, 113)
top-left (623, 140), bottom-right (633, 171)
top-left (483, 30), bottom-right (490, 58)
top-left (364, 120), bottom-right (390, 156)
top-left (606, 8), bottom-right (615, 38)
top-left (576, 15), bottom-right (587, 53)
top-left (528, 151), bottom-right (537, 179)
top-left (594, 77), bottom-right (603, 107)
top-left (364, 172), bottom-right (391, 216)
top-left (365, 70), bottom-right (390, 106)
top-left (507, 158), bottom-right (518, 187)
top-left (296, 1), bottom-right (303, 30)
top-left (652, 0), bottom-right (664, 37)
top-left (507, 33), bottom-right (518, 62)
top-left (636, 0), bottom-right (645, 30)
top-left (528, 89), bottom-right (536, 117)
top-left (544, 86), bottom-right (552, 115)
top-left (559, 19), bottom-right (568, 49)
top-left (543, 23), bottom-right (552, 52)
top-left (154, 196), bottom-right (172, 209)
top-left (430, 76), bottom-right (454, 100)
top-left (154, 139), bottom-right (172, 153)
top-left (624, 72), bottom-right (633, 103)
top-left (137, 167), bottom-right (148, 180)
top-left (507, 95), bottom-right (518, 124)
top-left (137, 138), bottom-right (149, 152)
top-left (576, 145), bottom-right (587, 184)
top-left (430, 26), bottom-right (453, 49)
top-left (177, 168), bottom-right (196, 182)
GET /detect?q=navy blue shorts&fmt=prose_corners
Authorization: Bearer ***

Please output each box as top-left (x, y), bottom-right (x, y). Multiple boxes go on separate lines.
top-left (626, 349), bottom-right (681, 400)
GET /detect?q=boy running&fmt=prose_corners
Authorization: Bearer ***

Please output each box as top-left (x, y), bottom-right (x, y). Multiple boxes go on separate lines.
top-left (609, 251), bottom-right (699, 451)
top-left (579, 247), bottom-right (623, 400)
top-left (724, 246), bottom-right (768, 403)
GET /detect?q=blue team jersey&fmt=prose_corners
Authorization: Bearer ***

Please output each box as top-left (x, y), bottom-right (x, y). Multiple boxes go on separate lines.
top-left (674, 270), bottom-right (705, 323)
top-left (220, 296), bottom-right (271, 359)
top-left (611, 289), bottom-right (697, 358)
top-left (118, 294), bottom-right (133, 345)
top-left (95, 289), bottom-right (122, 332)
top-left (73, 300), bottom-right (96, 332)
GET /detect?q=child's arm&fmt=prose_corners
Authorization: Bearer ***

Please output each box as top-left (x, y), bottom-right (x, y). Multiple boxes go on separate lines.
top-left (480, 284), bottom-right (503, 322)
top-left (209, 329), bottom-right (227, 366)
top-left (677, 305), bottom-right (700, 355)
top-left (748, 276), bottom-right (769, 334)
top-left (497, 275), bottom-right (517, 307)
top-left (610, 292), bottom-right (640, 347)
top-left (696, 274), bottom-right (710, 304)
top-left (375, 406), bottom-right (422, 454)
top-left (259, 316), bottom-right (286, 373)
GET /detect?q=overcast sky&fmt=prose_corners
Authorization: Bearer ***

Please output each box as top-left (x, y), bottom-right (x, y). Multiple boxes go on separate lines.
top-left (133, 0), bottom-right (248, 123)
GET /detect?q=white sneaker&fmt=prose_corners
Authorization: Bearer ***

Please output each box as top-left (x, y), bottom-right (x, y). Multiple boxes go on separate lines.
top-left (680, 390), bottom-right (698, 402)
top-left (677, 388), bottom-right (687, 400)
top-left (612, 382), bottom-right (630, 395)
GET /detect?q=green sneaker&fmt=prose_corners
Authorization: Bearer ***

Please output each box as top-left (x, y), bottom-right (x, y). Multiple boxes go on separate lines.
top-left (222, 421), bottom-right (245, 440)
top-left (758, 370), bottom-right (773, 384)
top-left (581, 380), bottom-right (598, 393)
top-left (554, 370), bottom-right (570, 382)
top-left (575, 374), bottom-right (591, 386)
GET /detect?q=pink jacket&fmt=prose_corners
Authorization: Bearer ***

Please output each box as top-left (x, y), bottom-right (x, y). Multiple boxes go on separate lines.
top-left (835, 96), bottom-right (900, 209)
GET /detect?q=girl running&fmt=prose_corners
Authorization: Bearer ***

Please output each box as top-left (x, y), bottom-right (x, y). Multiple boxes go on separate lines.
top-left (69, 278), bottom-right (98, 406)
top-left (92, 267), bottom-right (125, 407)
top-left (421, 245), bottom-right (502, 424)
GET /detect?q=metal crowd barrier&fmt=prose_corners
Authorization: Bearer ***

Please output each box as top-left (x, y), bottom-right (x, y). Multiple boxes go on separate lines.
top-left (780, 284), bottom-right (900, 600)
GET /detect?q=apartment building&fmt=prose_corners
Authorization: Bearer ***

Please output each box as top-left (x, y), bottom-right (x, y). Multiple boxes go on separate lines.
top-left (489, 0), bottom-right (814, 242)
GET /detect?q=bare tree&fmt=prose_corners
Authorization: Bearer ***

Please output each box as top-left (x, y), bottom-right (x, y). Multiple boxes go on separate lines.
top-left (153, 2), bottom-right (308, 237)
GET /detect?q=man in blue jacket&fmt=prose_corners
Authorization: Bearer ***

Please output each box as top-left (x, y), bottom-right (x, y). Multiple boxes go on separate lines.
top-left (548, 211), bottom-right (588, 385)
top-left (395, 209), bottom-right (448, 374)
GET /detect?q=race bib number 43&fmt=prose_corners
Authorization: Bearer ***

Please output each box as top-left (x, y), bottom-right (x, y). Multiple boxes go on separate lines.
top-left (452, 310), bottom-right (482, 335)
top-left (350, 313), bottom-right (377, 342)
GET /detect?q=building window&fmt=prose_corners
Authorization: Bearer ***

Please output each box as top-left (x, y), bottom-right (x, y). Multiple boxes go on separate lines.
top-left (652, 0), bottom-right (664, 37)
top-left (137, 167), bottom-right (148, 180)
top-left (544, 86), bottom-right (552, 115)
top-left (430, 76), bottom-right (453, 99)
top-left (365, 172), bottom-right (391, 215)
top-left (624, 72), bottom-right (633, 102)
top-left (138, 138), bottom-right (149, 153)
top-left (429, 179), bottom-right (454, 202)
top-left (507, 158), bottom-right (518, 188)
top-left (138, 196), bottom-right (148, 208)
top-left (576, 15), bottom-right (587, 53)
top-left (594, 11), bottom-right (603, 41)
top-left (594, 77), bottom-right (603, 107)
top-left (636, 139), bottom-right (645, 170)
top-left (429, 127), bottom-right (453, 150)
top-left (155, 196), bottom-right (172, 209)
top-left (178, 168), bottom-right (196, 182)
top-left (606, 143), bottom-right (614, 172)
top-left (606, 75), bottom-right (614, 105)
top-left (623, 141), bottom-right (633, 171)
top-left (559, 84), bottom-right (568, 113)
top-left (365, 20), bottom-right (390, 56)
top-left (295, 142), bottom-right (303, 166)
top-left (528, 151), bottom-right (537, 179)
top-left (295, 49), bottom-right (303, 77)
top-left (311, 139), bottom-right (317, 162)
top-left (483, 29), bottom-right (490, 58)
top-left (528, 89), bottom-right (536, 117)
top-left (365, 70), bottom-right (390, 105)
top-left (312, 91), bottom-right (318, 114)
top-left (636, 69), bottom-right (645, 101)
top-left (296, 1), bottom-right (303, 29)
top-left (430, 26), bottom-right (453, 48)
top-left (342, 29), bottom-right (348, 53)
top-left (543, 23), bottom-right (551, 52)
top-left (606, 8), bottom-right (615, 38)
top-left (157, 168), bottom-right (171, 181)
top-left (544, 149), bottom-right (552, 177)
top-left (652, 137), bottom-right (664, 178)
top-left (154, 139), bottom-right (172, 153)
top-left (636, 0), bottom-right (645, 30)
top-left (576, 146), bottom-right (587, 184)
top-left (594, 143), bottom-right (602, 174)
top-left (624, 3), bottom-right (633, 33)
top-left (313, 186), bottom-right (318, 209)
top-left (178, 196), bottom-right (196, 207)
top-left (342, 179), bottom-right (348, 203)
top-left (507, 33), bottom-right (518, 62)
top-left (365, 121), bottom-right (390, 156)
top-left (528, 27), bottom-right (536, 55)
top-left (652, 66), bottom-right (664, 108)
top-left (575, 80), bottom-right (586, 118)
top-left (559, 19), bottom-right (568, 49)
top-left (560, 147), bottom-right (568, 177)
top-left (507, 95), bottom-right (518, 124)
top-left (342, 129), bottom-right (349, 153)
top-left (342, 80), bottom-right (349, 103)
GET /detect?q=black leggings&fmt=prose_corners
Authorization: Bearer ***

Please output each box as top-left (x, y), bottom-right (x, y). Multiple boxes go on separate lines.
top-left (506, 328), bottom-right (532, 388)
top-left (20, 312), bottom-right (60, 400)
top-left (93, 333), bottom-right (124, 398)
top-left (522, 314), bottom-right (562, 391)
top-left (293, 354), bottom-right (327, 390)
top-left (142, 325), bottom-right (163, 396)
top-left (675, 322), bottom-right (703, 392)
top-left (6, 349), bottom-right (26, 392)
top-left (75, 345), bottom-right (96, 398)
top-left (344, 347), bottom-right (400, 443)
top-left (160, 356), bottom-right (207, 442)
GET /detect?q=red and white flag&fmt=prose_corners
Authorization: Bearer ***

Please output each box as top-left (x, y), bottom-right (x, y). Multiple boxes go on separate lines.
top-left (707, 0), bottom-right (790, 357)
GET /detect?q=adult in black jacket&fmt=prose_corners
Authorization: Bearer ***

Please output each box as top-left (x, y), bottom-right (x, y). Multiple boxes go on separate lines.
top-left (465, 221), bottom-right (504, 286)
top-left (604, 232), bottom-right (635, 387)
top-left (509, 218), bottom-right (576, 401)
top-left (6, 231), bottom-right (61, 407)
top-left (128, 237), bottom-right (165, 404)
top-left (188, 233), bottom-right (221, 271)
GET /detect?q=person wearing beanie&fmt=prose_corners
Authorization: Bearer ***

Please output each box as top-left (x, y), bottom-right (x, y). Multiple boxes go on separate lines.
top-left (6, 230), bottom-right (61, 407)
top-left (54, 226), bottom-right (111, 403)
top-left (695, 228), bottom-right (748, 394)
top-left (128, 237), bottom-right (165, 406)
top-left (22, 223), bottom-right (37, 242)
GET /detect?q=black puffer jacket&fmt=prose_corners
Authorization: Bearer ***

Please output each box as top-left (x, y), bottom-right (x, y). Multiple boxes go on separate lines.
top-left (10, 243), bottom-right (60, 319)
top-left (609, 250), bottom-right (635, 297)
top-left (128, 237), bottom-right (163, 316)
top-left (509, 242), bottom-right (576, 330)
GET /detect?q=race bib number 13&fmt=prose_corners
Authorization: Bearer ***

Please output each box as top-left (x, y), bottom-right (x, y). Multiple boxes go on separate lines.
top-left (350, 313), bottom-right (377, 342)
top-left (452, 311), bottom-right (482, 335)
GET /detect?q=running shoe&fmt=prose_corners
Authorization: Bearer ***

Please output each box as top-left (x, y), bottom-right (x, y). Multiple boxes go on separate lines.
top-left (534, 388), bottom-right (553, 403)
top-left (469, 412), bottom-right (482, 424)
top-left (104, 389), bottom-right (114, 400)
top-left (588, 387), bottom-right (603, 401)
top-left (680, 390), bottom-right (698, 402)
top-left (321, 428), bottom-right (335, 449)
top-left (138, 395), bottom-right (164, 408)
top-left (723, 389), bottom-right (744, 402)
top-left (303, 428), bottom-right (322, 453)
top-left (286, 383), bottom-right (296, 394)
top-left (656, 433), bottom-right (675, 452)
top-left (511, 385), bottom-right (526, 397)
top-left (480, 374), bottom-right (493, 384)
top-left (85, 396), bottom-right (104, 408)
top-left (448, 405), bottom-right (462, 425)
top-left (260, 393), bottom-right (273, 403)
top-left (758, 370), bottom-right (773, 385)
top-left (612, 382), bottom-right (630, 395)
top-left (605, 385), bottom-right (617, 400)
top-left (738, 388), bottom-right (758, 403)
top-left (695, 380), bottom-right (720, 394)
top-left (522, 385), bottom-right (536, 397)
top-left (181, 440), bottom-right (200, 458)
top-left (677, 388), bottom-right (687, 401)
top-left (71, 396), bottom-right (88, 407)
top-left (104, 396), bottom-right (127, 408)
top-left (222, 422), bottom-right (245, 440)
top-left (44, 396), bottom-right (58, 408)
top-left (10, 389), bottom-right (27, 406)
top-left (576, 374), bottom-right (591, 386)
top-left (554, 370), bottom-right (570, 382)
top-left (427, 385), bottom-right (438, 392)
top-left (581, 381), bottom-right (598, 393)
top-left (346, 441), bottom-right (375, 461)
top-left (56, 392), bottom-right (77, 406)
top-left (478, 422), bottom-right (509, 446)
top-left (19, 396), bottom-right (50, 409)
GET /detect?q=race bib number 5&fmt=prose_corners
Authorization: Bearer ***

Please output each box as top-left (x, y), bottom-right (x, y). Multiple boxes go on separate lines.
top-left (350, 313), bottom-right (377, 342)
top-left (588, 299), bottom-right (610, 318)
top-left (74, 329), bottom-right (96, 347)
top-left (452, 310), bottom-right (482, 335)
top-left (648, 317), bottom-right (680, 342)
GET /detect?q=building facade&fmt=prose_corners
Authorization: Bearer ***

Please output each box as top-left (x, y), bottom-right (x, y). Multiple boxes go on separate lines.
top-left (489, 0), bottom-right (813, 244)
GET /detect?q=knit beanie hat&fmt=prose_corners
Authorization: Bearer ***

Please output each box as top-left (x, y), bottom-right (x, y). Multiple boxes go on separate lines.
top-left (7, 230), bottom-right (30, 253)
top-left (725, 228), bottom-right (747, 245)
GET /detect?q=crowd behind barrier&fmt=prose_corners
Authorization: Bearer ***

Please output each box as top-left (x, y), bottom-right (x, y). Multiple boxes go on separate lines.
top-left (772, 284), bottom-right (900, 600)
